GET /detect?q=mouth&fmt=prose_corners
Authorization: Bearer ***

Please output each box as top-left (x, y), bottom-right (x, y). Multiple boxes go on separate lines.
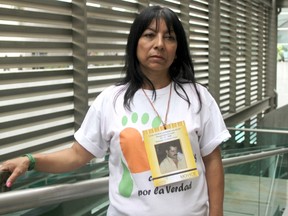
top-left (150, 55), bottom-right (164, 60)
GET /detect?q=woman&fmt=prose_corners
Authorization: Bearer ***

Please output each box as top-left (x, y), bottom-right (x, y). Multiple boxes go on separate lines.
top-left (0, 6), bottom-right (230, 216)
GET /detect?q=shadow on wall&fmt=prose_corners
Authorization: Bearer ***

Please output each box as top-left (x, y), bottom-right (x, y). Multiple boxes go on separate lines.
top-left (258, 104), bottom-right (288, 148)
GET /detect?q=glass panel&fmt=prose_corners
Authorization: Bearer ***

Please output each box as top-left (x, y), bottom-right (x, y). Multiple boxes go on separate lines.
top-left (0, 194), bottom-right (109, 216)
top-left (0, 157), bottom-right (109, 216)
top-left (223, 127), bottom-right (288, 216)
top-left (224, 160), bottom-right (261, 215)
top-left (261, 153), bottom-right (288, 216)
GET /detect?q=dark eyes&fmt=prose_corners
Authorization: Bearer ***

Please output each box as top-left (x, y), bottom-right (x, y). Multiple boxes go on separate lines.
top-left (143, 33), bottom-right (155, 38)
top-left (164, 35), bottom-right (176, 41)
top-left (142, 32), bottom-right (176, 41)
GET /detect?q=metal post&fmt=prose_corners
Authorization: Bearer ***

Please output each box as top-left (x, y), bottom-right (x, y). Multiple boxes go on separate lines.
top-left (72, 0), bottom-right (88, 130)
top-left (208, 0), bottom-right (221, 103)
top-left (245, 1), bottom-right (252, 108)
top-left (229, 0), bottom-right (237, 114)
top-left (180, 0), bottom-right (190, 41)
top-left (267, 0), bottom-right (278, 111)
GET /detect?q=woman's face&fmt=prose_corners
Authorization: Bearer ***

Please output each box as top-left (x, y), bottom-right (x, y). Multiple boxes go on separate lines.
top-left (136, 18), bottom-right (177, 77)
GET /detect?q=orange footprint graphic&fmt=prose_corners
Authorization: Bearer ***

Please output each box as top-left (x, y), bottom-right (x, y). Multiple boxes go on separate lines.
top-left (120, 127), bottom-right (150, 173)
top-left (118, 113), bottom-right (161, 197)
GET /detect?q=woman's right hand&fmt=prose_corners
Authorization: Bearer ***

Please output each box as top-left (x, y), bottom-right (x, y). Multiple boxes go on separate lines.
top-left (0, 156), bottom-right (30, 188)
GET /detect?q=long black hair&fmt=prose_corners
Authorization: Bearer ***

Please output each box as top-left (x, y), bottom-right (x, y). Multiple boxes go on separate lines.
top-left (116, 5), bottom-right (202, 111)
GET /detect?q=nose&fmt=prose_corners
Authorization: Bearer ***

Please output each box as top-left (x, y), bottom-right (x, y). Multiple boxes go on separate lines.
top-left (154, 35), bottom-right (164, 50)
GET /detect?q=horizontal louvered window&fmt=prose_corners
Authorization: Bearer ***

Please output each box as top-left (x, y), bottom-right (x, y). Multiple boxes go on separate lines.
top-left (0, 0), bottom-right (275, 161)
top-left (0, 0), bottom-right (74, 160)
top-left (219, 0), bottom-right (269, 115)
top-left (189, 0), bottom-right (209, 86)
top-left (86, 0), bottom-right (138, 104)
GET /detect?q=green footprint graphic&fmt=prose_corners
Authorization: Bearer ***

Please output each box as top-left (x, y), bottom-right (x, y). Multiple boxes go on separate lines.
top-left (118, 159), bottom-right (134, 198)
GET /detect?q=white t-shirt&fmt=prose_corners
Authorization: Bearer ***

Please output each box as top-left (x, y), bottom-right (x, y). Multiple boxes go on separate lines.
top-left (74, 82), bottom-right (231, 216)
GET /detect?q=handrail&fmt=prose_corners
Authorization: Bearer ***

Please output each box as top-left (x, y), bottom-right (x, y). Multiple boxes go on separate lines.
top-left (227, 127), bottom-right (288, 134)
top-left (222, 148), bottom-right (288, 167)
top-left (0, 148), bottom-right (288, 215)
top-left (0, 177), bottom-right (109, 215)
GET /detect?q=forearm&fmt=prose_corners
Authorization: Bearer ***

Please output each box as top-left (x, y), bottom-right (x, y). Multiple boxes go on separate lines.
top-left (34, 150), bottom-right (80, 173)
top-left (203, 147), bottom-right (224, 216)
top-left (1, 141), bottom-right (94, 187)
top-left (33, 142), bottom-right (94, 173)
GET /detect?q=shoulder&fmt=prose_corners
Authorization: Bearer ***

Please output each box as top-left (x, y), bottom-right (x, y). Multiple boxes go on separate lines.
top-left (99, 84), bottom-right (125, 97)
top-left (194, 83), bottom-right (216, 107)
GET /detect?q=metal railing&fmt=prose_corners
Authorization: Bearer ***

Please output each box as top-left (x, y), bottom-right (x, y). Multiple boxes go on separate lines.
top-left (222, 148), bottom-right (288, 167)
top-left (0, 176), bottom-right (109, 215)
top-left (227, 127), bottom-right (288, 135)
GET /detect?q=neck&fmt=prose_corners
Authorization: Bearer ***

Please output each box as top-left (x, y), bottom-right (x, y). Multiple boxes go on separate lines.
top-left (142, 77), bottom-right (171, 90)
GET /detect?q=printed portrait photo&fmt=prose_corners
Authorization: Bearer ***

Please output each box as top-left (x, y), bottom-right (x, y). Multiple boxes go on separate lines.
top-left (155, 139), bottom-right (187, 175)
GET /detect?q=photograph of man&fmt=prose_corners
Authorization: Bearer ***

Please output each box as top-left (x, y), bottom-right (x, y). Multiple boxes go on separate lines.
top-left (159, 140), bottom-right (187, 174)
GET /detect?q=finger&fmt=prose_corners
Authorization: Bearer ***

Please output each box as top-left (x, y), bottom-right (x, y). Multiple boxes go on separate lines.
top-left (0, 168), bottom-right (11, 188)
top-left (0, 164), bottom-right (8, 171)
top-left (6, 168), bottom-right (25, 188)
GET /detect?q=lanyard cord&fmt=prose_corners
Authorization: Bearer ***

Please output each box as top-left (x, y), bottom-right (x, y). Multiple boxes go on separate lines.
top-left (142, 83), bottom-right (172, 129)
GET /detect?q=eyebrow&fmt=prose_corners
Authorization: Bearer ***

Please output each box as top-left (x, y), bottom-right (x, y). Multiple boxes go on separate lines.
top-left (145, 26), bottom-right (175, 34)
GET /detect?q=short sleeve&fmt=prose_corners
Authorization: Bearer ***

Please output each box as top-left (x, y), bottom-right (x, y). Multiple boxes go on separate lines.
top-left (74, 95), bottom-right (109, 158)
top-left (199, 90), bottom-right (231, 157)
